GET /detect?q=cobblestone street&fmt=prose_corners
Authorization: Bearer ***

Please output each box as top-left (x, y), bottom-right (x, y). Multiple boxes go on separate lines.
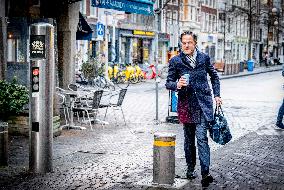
top-left (0, 68), bottom-right (284, 190)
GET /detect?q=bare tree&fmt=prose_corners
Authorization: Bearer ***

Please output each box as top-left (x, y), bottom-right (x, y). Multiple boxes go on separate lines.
top-left (227, 0), bottom-right (260, 60)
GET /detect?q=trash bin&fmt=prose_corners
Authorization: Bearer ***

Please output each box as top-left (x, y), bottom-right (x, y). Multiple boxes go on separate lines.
top-left (0, 122), bottom-right (8, 166)
top-left (247, 59), bottom-right (254, 72)
top-left (239, 61), bottom-right (244, 72)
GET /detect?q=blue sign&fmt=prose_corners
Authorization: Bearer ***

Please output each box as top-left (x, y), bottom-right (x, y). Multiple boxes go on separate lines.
top-left (96, 22), bottom-right (104, 36)
top-left (92, 0), bottom-right (154, 15)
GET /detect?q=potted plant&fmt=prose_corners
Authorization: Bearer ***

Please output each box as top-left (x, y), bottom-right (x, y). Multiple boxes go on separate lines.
top-left (0, 79), bottom-right (29, 122)
top-left (81, 54), bottom-right (105, 84)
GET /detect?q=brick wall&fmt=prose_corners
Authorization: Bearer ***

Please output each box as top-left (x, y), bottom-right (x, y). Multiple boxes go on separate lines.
top-left (7, 115), bottom-right (61, 137)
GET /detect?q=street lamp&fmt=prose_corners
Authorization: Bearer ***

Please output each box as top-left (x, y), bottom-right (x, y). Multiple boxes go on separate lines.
top-left (223, 2), bottom-right (227, 69)
top-left (272, 7), bottom-right (280, 60)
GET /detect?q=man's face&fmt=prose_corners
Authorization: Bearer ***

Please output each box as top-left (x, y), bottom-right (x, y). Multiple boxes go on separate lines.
top-left (181, 34), bottom-right (196, 55)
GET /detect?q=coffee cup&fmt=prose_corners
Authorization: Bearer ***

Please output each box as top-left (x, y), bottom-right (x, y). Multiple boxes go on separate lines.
top-left (182, 74), bottom-right (190, 85)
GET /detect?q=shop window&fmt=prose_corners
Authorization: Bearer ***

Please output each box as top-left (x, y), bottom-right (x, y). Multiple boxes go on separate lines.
top-left (91, 41), bottom-right (97, 58)
top-left (7, 38), bottom-right (25, 63)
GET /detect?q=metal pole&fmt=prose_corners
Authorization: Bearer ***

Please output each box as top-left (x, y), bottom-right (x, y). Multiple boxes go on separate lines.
top-left (153, 0), bottom-right (175, 121)
top-left (111, 18), bottom-right (116, 63)
top-left (104, 12), bottom-right (109, 78)
top-left (277, 13), bottom-right (279, 59)
top-left (223, 2), bottom-right (226, 69)
top-left (29, 23), bottom-right (54, 173)
top-left (154, 8), bottom-right (160, 121)
top-left (0, 122), bottom-right (8, 166)
top-left (153, 132), bottom-right (176, 185)
top-left (248, 0), bottom-right (252, 60)
top-left (267, 17), bottom-right (270, 54)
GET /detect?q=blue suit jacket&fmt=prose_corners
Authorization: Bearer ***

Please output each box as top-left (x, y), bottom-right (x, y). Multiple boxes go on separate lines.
top-left (165, 50), bottom-right (220, 123)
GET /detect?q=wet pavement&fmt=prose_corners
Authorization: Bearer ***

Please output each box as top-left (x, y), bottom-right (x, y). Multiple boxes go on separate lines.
top-left (0, 65), bottom-right (284, 190)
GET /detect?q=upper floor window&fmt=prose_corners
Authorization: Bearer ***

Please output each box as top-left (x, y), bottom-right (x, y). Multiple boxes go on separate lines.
top-left (90, 1), bottom-right (97, 17)
top-left (173, 11), bottom-right (177, 23)
top-left (166, 10), bottom-right (172, 21)
top-left (170, 0), bottom-right (178, 5)
top-left (213, 15), bottom-right (216, 32)
top-left (80, 0), bottom-right (86, 14)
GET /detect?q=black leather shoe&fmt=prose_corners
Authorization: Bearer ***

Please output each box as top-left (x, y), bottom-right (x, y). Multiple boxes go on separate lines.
top-left (276, 122), bottom-right (284, 129)
top-left (201, 174), bottom-right (213, 187)
top-left (186, 170), bottom-right (198, 179)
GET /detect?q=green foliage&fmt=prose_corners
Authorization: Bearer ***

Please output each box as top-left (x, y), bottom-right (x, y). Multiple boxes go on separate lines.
top-left (0, 79), bottom-right (29, 121)
top-left (81, 55), bottom-right (105, 81)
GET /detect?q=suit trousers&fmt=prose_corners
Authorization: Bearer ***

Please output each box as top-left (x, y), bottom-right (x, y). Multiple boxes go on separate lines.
top-left (183, 114), bottom-right (210, 176)
top-left (277, 98), bottom-right (284, 123)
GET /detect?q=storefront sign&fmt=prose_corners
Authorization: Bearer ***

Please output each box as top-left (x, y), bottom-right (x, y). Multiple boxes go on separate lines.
top-left (30, 35), bottom-right (45, 59)
top-left (234, 37), bottom-right (249, 43)
top-left (92, 0), bottom-right (154, 15)
top-left (158, 33), bottom-right (170, 41)
top-left (133, 30), bottom-right (155, 36)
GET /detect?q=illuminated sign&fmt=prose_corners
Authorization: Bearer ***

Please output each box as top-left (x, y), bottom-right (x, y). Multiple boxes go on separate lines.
top-left (30, 35), bottom-right (45, 59)
top-left (133, 30), bottom-right (155, 36)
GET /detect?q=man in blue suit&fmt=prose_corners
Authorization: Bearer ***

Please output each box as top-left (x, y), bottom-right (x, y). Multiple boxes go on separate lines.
top-left (165, 31), bottom-right (222, 187)
top-left (276, 65), bottom-right (284, 129)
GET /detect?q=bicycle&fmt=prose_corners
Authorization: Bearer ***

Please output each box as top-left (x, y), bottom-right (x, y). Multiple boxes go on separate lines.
top-left (125, 63), bottom-right (139, 84)
top-left (115, 66), bottom-right (130, 89)
top-left (134, 64), bottom-right (146, 82)
top-left (93, 75), bottom-right (115, 91)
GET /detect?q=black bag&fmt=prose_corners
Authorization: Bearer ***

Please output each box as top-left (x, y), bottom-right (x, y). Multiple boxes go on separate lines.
top-left (209, 105), bottom-right (232, 145)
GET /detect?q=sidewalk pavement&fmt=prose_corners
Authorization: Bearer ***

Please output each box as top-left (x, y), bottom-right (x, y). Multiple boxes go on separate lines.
top-left (219, 64), bottom-right (282, 80)
top-left (139, 64), bottom-right (282, 91)
top-left (0, 65), bottom-right (283, 190)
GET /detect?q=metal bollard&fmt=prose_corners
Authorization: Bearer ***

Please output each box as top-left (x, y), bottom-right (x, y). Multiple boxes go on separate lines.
top-left (0, 122), bottom-right (8, 166)
top-left (29, 23), bottom-right (54, 173)
top-left (153, 132), bottom-right (176, 185)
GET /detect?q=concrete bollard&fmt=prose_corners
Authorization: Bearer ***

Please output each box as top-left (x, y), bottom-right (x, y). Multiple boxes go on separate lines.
top-left (153, 132), bottom-right (176, 185)
top-left (0, 122), bottom-right (8, 166)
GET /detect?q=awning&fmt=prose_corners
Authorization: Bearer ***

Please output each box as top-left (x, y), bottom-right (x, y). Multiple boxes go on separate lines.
top-left (76, 12), bottom-right (93, 40)
top-left (91, 0), bottom-right (154, 15)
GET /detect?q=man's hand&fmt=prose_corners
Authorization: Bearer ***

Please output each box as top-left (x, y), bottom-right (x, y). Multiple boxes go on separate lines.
top-left (177, 77), bottom-right (187, 89)
top-left (215, 96), bottom-right (222, 106)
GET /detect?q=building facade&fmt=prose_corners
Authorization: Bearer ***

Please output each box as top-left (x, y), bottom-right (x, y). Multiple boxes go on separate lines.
top-left (199, 0), bottom-right (218, 63)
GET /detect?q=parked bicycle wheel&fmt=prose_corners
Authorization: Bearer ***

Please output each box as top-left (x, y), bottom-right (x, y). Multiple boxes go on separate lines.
top-left (116, 76), bottom-right (130, 89)
top-left (129, 74), bottom-right (139, 84)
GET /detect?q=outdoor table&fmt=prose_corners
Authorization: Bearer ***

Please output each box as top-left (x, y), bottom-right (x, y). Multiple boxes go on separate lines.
top-left (63, 90), bottom-right (87, 130)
